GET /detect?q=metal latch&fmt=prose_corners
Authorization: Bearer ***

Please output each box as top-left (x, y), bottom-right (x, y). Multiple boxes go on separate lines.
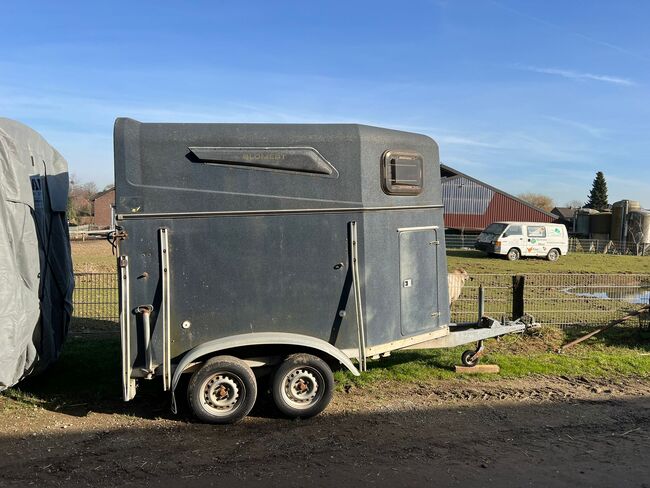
top-left (403, 279), bottom-right (413, 288)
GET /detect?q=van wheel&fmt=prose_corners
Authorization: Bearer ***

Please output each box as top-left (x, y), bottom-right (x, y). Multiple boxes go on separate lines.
top-left (187, 355), bottom-right (257, 424)
top-left (506, 248), bottom-right (520, 261)
top-left (272, 354), bottom-right (334, 419)
top-left (547, 249), bottom-right (560, 262)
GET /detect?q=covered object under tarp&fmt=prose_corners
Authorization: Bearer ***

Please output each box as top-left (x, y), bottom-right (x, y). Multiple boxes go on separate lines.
top-left (0, 118), bottom-right (73, 390)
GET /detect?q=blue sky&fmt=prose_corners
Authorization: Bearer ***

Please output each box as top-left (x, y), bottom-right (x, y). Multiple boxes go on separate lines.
top-left (1, 0), bottom-right (648, 207)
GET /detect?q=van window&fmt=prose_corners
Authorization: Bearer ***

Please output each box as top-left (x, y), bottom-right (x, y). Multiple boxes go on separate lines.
top-left (504, 225), bottom-right (522, 236)
top-left (527, 226), bottom-right (546, 238)
top-left (483, 223), bottom-right (507, 235)
top-left (381, 151), bottom-right (423, 195)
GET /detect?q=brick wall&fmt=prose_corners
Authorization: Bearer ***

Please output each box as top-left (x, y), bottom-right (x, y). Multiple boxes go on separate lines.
top-left (93, 189), bottom-right (115, 228)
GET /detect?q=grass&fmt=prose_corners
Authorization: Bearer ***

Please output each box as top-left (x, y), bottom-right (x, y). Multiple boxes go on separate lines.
top-left (4, 322), bottom-right (649, 412)
top-left (447, 249), bottom-right (650, 274)
top-left (1, 335), bottom-right (122, 411)
top-left (335, 326), bottom-right (650, 389)
top-left (71, 239), bottom-right (116, 273)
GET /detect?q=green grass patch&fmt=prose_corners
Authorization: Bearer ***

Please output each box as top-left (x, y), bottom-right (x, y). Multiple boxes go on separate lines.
top-left (447, 249), bottom-right (650, 274)
top-left (1, 337), bottom-right (122, 411)
top-left (3, 327), bottom-right (649, 411)
top-left (336, 327), bottom-right (650, 389)
top-left (336, 346), bottom-right (650, 389)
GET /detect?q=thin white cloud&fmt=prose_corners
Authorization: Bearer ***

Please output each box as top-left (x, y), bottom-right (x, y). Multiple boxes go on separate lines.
top-left (522, 66), bottom-right (636, 86)
top-left (542, 116), bottom-right (607, 138)
top-left (490, 1), bottom-right (650, 63)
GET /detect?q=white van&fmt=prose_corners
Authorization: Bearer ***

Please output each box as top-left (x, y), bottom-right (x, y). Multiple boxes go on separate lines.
top-left (475, 222), bottom-right (569, 261)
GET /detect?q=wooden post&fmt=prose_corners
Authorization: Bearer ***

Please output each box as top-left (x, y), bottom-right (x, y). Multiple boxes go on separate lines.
top-left (512, 274), bottom-right (525, 320)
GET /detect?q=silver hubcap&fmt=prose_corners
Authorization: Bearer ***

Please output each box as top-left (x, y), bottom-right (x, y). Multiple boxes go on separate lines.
top-left (281, 367), bottom-right (322, 410)
top-left (200, 373), bottom-right (243, 416)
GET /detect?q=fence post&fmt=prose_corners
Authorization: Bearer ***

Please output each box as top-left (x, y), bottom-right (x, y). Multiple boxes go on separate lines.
top-left (512, 274), bottom-right (525, 320)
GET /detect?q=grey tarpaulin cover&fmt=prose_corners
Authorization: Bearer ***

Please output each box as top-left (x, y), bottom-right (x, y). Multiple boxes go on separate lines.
top-left (0, 118), bottom-right (73, 390)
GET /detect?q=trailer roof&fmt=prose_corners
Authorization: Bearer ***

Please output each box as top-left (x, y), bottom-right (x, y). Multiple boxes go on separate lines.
top-left (114, 118), bottom-right (442, 218)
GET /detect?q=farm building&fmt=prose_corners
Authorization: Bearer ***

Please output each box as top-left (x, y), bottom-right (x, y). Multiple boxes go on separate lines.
top-left (551, 207), bottom-right (577, 230)
top-left (92, 186), bottom-right (115, 228)
top-left (441, 164), bottom-right (556, 233)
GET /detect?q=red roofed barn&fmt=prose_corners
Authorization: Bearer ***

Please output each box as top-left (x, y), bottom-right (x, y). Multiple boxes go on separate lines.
top-left (441, 164), bottom-right (555, 233)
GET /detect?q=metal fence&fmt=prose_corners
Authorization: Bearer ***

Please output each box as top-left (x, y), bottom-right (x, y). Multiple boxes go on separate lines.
top-left (445, 234), bottom-right (650, 256)
top-left (451, 273), bottom-right (650, 327)
top-left (568, 239), bottom-right (650, 256)
top-left (73, 273), bottom-right (119, 321)
top-left (71, 272), bottom-right (650, 328)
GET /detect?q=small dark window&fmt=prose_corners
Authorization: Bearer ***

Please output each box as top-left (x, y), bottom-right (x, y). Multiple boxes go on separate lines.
top-left (381, 150), bottom-right (423, 195)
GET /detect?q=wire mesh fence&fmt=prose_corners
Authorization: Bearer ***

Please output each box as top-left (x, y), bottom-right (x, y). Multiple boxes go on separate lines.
top-left (71, 271), bottom-right (650, 328)
top-left (445, 234), bottom-right (650, 256)
top-left (73, 273), bottom-right (119, 321)
top-left (451, 273), bottom-right (650, 327)
top-left (568, 239), bottom-right (650, 256)
top-left (450, 274), bottom-right (513, 324)
top-left (523, 274), bottom-right (650, 327)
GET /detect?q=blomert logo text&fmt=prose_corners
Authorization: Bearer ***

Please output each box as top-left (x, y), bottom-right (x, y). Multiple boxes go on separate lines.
top-left (243, 153), bottom-right (286, 161)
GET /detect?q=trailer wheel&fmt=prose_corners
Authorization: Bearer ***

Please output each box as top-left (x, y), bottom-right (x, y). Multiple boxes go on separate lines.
top-left (461, 349), bottom-right (480, 367)
top-left (506, 248), bottom-right (520, 261)
top-left (547, 248), bottom-right (560, 262)
top-left (272, 353), bottom-right (334, 419)
top-left (187, 355), bottom-right (257, 424)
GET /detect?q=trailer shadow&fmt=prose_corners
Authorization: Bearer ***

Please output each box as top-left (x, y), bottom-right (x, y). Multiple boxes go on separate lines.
top-left (6, 332), bottom-right (174, 420)
top-left (6, 329), bottom-right (296, 422)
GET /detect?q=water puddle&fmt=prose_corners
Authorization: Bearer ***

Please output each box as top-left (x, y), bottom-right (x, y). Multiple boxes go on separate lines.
top-left (563, 286), bottom-right (650, 305)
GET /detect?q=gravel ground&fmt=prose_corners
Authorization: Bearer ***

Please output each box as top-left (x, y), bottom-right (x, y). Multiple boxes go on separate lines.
top-left (1, 375), bottom-right (649, 487)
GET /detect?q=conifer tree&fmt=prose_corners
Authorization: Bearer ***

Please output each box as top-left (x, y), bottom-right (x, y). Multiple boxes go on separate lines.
top-left (586, 171), bottom-right (608, 210)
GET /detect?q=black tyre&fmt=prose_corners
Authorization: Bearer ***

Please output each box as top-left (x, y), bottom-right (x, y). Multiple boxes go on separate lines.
top-left (461, 349), bottom-right (480, 367)
top-left (547, 248), bottom-right (560, 262)
top-left (506, 248), bottom-right (521, 261)
top-left (187, 355), bottom-right (257, 424)
top-left (272, 353), bottom-right (334, 419)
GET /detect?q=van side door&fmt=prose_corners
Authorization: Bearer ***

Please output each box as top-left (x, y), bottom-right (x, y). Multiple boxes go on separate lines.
top-left (525, 225), bottom-right (547, 256)
top-left (502, 224), bottom-right (524, 254)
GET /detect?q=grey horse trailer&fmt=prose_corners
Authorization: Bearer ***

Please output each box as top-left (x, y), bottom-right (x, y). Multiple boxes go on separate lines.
top-left (113, 118), bottom-right (526, 424)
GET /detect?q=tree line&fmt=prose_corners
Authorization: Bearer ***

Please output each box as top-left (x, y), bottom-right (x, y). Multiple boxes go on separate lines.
top-left (518, 171), bottom-right (609, 212)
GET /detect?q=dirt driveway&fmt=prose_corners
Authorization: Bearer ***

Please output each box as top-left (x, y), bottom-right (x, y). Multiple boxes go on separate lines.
top-left (1, 375), bottom-right (649, 487)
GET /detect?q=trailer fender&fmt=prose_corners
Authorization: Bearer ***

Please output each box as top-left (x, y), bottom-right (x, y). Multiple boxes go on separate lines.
top-left (171, 332), bottom-right (360, 394)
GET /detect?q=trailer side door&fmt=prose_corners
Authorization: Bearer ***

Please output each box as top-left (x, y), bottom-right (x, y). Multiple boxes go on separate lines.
top-left (398, 227), bottom-right (440, 336)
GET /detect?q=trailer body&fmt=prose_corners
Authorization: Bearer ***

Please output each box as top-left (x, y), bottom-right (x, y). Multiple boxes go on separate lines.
top-left (114, 118), bottom-right (523, 421)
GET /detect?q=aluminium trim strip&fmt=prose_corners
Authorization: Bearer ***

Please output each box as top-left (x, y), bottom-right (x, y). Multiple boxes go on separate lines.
top-left (159, 228), bottom-right (172, 391)
top-left (349, 221), bottom-right (367, 372)
top-left (119, 256), bottom-right (136, 401)
top-left (341, 326), bottom-right (450, 358)
top-left (396, 225), bottom-right (440, 232)
top-left (116, 204), bottom-right (444, 220)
